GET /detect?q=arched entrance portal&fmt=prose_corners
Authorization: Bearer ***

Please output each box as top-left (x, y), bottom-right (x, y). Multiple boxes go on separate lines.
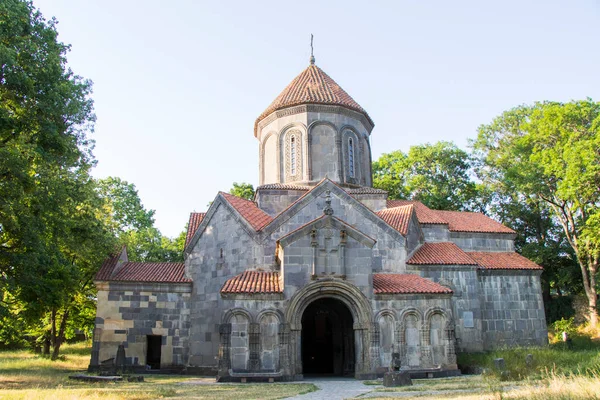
top-left (301, 298), bottom-right (355, 376)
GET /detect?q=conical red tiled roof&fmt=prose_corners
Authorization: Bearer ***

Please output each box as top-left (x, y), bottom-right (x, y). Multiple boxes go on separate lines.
top-left (255, 64), bottom-right (373, 135)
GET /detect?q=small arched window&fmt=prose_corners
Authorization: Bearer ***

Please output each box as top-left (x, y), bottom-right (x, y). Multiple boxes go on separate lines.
top-left (290, 135), bottom-right (296, 176)
top-left (348, 137), bottom-right (355, 178)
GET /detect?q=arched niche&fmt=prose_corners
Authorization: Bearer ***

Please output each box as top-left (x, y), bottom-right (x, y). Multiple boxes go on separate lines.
top-left (308, 121), bottom-right (340, 182)
top-left (258, 310), bottom-right (282, 371)
top-left (225, 310), bottom-right (251, 371)
top-left (398, 308), bottom-right (422, 368)
top-left (375, 310), bottom-right (397, 368)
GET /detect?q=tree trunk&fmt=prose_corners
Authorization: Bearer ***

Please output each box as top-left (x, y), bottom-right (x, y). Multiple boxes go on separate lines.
top-left (51, 308), bottom-right (70, 361)
top-left (588, 290), bottom-right (598, 329)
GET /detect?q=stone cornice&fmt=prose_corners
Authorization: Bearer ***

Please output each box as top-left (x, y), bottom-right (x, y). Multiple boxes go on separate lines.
top-left (255, 104), bottom-right (374, 138)
top-left (95, 281), bottom-right (192, 293)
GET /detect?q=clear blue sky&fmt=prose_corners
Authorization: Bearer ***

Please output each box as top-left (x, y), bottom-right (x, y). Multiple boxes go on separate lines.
top-left (34, 0), bottom-right (600, 238)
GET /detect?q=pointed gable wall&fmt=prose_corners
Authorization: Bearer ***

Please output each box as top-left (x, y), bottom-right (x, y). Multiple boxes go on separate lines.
top-left (263, 180), bottom-right (409, 276)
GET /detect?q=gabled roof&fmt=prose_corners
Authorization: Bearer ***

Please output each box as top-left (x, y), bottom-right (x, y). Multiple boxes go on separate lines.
top-left (376, 205), bottom-right (414, 236)
top-left (468, 251), bottom-right (542, 270)
top-left (95, 249), bottom-right (121, 280)
top-left (385, 200), bottom-right (515, 234)
top-left (434, 210), bottom-right (515, 234)
top-left (407, 242), bottom-right (478, 265)
top-left (260, 178), bottom-right (406, 244)
top-left (386, 200), bottom-right (447, 224)
top-left (185, 212), bottom-right (206, 247)
top-left (255, 64), bottom-right (373, 135)
top-left (95, 246), bottom-right (127, 281)
top-left (220, 192), bottom-right (273, 231)
top-left (111, 262), bottom-right (190, 283)
top-left (373, 274), bottom-right (453, 294)
top-left (221, 270), bottom-right (282, 294)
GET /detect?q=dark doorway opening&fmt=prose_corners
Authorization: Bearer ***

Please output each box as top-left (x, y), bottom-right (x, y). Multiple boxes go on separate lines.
top-left (146, 335), bottom-right (162, 369)
top-left (301, 298), bottom-right (355, 376)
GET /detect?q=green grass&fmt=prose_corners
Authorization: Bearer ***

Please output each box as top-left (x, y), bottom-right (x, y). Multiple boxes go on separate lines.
top-left (457, 335), bottom-right (600, 381)
top-left (0, 343), bottom-right (317, 399)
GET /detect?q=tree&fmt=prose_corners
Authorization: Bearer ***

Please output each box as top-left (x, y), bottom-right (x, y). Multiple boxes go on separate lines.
top-left (97, 177), bottom-right (155, 233)
top-left (474, 99), bottom-right (600, 327)
top-left (97, 177), bottom-right (184, 262)
top-left (0, 0), bottom-right (119, 357)
top-left (373, 141), bottom-right (478, 210)
top-left (229, 182), bottom-right (255, 200)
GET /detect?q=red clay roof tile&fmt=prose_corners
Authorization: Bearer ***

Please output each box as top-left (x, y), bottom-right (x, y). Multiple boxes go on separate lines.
top-left (385, 200), bottom-right (515, 234)
top-left (433, 210), bottom-right (515, 234)
top-left (221, 270), bottom-right (282, 294)
top-left (185, 212), bottom-right (206, 247)
top-left (377, 205), bottom-right (414, 236)
top-left (373, 274), bottom-right (453, 294)
top-left (221, 192), bottom-right (273, 231)
top-left (407, 242), bottom-right (478, 265)
top-left (111, 262), bottom-right (190, 283)
top-left (468, 251), bottom-right (542, 270)
top-left (386, 200), bottom-right (447, 224)
top-left (95, 247), bottom-right (125, 281)
top-left (255, 64), bottom-right (373, 135)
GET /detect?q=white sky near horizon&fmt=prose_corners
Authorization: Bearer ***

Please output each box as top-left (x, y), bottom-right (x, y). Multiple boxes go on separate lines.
top-left (33, 0), bottom-right (600, 238)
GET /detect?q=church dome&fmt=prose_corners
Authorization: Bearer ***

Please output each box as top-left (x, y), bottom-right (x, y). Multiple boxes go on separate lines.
top-left (254, 64), bottom-right (374, 137)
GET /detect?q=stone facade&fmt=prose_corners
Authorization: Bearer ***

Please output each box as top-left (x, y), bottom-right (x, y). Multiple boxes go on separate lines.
top-left (90, 60), bottom-right (547, 379)
top-left (91, 281), bottom-right (191, 369)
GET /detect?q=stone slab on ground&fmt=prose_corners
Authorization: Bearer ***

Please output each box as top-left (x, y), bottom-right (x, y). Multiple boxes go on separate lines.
top-left (69, 374), bottom-right (122, 382)
top-left (383, 371), bottom-right (412, 387)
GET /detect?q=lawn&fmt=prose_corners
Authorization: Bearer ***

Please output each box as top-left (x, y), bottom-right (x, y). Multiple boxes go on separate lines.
top-left (364, 374), bottom-right (600, 399)
top-left (3, 337), bottom-right (600, 400)
top-left (0, 343), bottom-right (316, 400)
top-left (365, 331), bottom-right (600, 400)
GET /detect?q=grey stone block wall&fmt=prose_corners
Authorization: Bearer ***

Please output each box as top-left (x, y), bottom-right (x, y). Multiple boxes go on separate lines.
top-left (478, 270), bottom-right (547, 349)
top-left (256, 189), bottom-right (307, 217)
top-left (450, 232), bottom-right (515, 252)
top-left (186, 203), bottom-right (267, 369)
top-left (91, 282), bottom-right (191, 368)
top-left (350, 193), bottom-right (387, 212)
top-left (421, 225), bottom-right (450, 242)
top-left (281, 233), bottom-right (374, 300)
top-left (405, 215), bottom-right (423, 255)
top-left (257, 105), bottom-right (373, 187)
top-left (267, 188), bottom-right (407, 276)
top-left (373, 295), bottom-right (456, 370)
top-left (410, 266), bottom-right (483, 352)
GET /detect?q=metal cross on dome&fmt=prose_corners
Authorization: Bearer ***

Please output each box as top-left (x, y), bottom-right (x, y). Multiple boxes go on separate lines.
top-left (310, 34), bottom-right (315, 65)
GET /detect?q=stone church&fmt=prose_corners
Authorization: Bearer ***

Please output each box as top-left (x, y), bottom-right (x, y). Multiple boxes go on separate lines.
top-left (90, 56), bottom-right (547, 380)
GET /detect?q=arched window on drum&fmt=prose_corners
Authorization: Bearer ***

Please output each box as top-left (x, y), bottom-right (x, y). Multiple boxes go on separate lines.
top-left (348, 137), bottom-right (355, 178)
top-left (290, 135), bottom-right (296, 176)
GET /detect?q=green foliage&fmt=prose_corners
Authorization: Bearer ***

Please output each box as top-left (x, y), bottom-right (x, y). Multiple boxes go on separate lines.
top-left (0, 0), bottom-right (117, 356)
top-left (546, 297), bottom-right (576, 324)
top-left (229, 182), bottom-right (255, 200)
top-left (120, 227), bottom-right (184, 262)
top-left (373, 141), bottom-right (478, 210)
top-left (474, 99), bottom-right (600, 326)
top-left (551, 317), bottom-right (577, 336)
top-left (96, 176), bottom-right (185, 262)
top-left (97, 177), bottom-right (155, 232)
